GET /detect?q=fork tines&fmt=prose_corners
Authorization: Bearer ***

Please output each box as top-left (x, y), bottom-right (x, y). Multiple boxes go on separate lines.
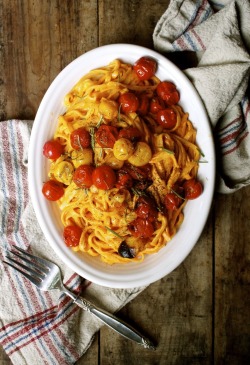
top-left (3, 246), bottom-right (50, 285)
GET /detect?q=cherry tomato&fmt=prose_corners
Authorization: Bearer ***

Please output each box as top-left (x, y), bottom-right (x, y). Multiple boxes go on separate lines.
top-left (118, 127), bottom-right (141, 142)
top-left (42, 180), bottom-right (64, 201)
top-left (92, 165), bottom-right (116, 190)
top-left (183, 178), bottom-right (203, 199)
top-left (157, 108), bottom-right (177, 129)
top-left (149, 96), bottom-right (165, 114)
top-left (133, 56), bottom-right (157, 81)
top-left (73, 164), bottom-right (94, 188)
top-left (164, 193), bottom-right (182, 210)
top-left (156, 81), bottom-right (180, 105)
top-left (135, 196), bottom-right (158, 222)
top-left (63, 225), bottom-right (82, 247)
top-left (116, 169), bottom-right (133, 189)
top-left (43, 140), bottom-right (64, 160)
top-left (137, 94), bottom-right (149, 116)
top-left (70, 127), bottom-right (91, 150)
top-left (128, 218), bottom-right (154, 238)
top-left (125, 163), bottom-right (151, 181)
top-left (119, 92), bottom-right (139, 113)
top-left (96, 125), bottom-right (119, 148)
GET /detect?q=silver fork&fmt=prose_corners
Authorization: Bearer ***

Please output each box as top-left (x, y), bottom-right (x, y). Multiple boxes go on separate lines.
top-left (3, 245), bottom-right (155, 350)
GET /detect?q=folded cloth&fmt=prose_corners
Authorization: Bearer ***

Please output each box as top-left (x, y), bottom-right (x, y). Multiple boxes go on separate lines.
top-left (0, 120), bottom-right (145, 365)
top-left (153, 0), bottom-right (250, 193)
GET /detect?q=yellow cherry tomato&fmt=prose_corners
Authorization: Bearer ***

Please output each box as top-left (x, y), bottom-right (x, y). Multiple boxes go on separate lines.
top-left (53, 161), bottom-right (74, 185)
top-left (99, 98), bottom-right (118, 120)
top-left (113, 138), bottom-right (134, 161)
top-left (128, 142), bottom-right (152, 166)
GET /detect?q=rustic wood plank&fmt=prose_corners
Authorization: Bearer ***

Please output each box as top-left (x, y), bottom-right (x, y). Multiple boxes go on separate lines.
top-left (0, 0), bottom-right (98, 121)
top-left (99, 0), bottom-right (170, 48)
top-left (214, 187), bottom-right (250, 364)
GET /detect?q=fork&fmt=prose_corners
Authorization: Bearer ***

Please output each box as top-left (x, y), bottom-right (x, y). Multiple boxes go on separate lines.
top-left (3, 245), bottom-right (155, 350)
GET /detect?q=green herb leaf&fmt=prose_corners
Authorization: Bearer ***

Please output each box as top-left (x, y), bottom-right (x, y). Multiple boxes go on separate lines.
top-left (105, 226), bottom-right (123, 239)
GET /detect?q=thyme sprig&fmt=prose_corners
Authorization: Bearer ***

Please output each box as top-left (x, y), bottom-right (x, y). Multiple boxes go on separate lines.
top-left (105, 226), bottom-right (123, 239)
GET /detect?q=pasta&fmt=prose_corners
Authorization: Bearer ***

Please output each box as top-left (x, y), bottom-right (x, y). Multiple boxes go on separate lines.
top-left (44, 58), bottom-right (201, 264)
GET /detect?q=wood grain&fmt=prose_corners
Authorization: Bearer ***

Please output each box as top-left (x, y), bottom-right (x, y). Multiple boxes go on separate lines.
top-left (1, 1), bottom-right (250, 364)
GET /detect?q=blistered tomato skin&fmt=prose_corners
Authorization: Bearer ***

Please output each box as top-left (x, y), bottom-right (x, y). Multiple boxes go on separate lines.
top-left (63, 225), bottom-right (82, 247)
top-left (42, 180), bottom-right (64, 201)
top-left (119, 92), bottom-right (139, 113)
top-left (43, 140), bottom-right (64, 160)
top-left (133, 57), bottom-right (157, 81)
top-left (157, 108), bottom-right (177, 129)
top-left (164, 193), bottom-right (182, 211)
top-left (128, 218), bottom-right (154, 238)
top-left (156, 81), bottom-right (180, 105)
top-left (70, 128), bottom-right (91, 150)
top-left (96, 125), bottom-right (119, 148)
top-left (183, 179), bottom-right (203, 199)
top-left (92, 165), bottom-right (117, 190)
top-left (73, 164), bottom-right (94, 188)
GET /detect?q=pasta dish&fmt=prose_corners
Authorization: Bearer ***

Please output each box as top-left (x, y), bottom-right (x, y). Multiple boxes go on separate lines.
top-left (42, 56), bottom-right (202, 264)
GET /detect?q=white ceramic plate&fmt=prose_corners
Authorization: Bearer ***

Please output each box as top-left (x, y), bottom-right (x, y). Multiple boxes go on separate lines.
top-left (28, 44), bottom-right (215, 288)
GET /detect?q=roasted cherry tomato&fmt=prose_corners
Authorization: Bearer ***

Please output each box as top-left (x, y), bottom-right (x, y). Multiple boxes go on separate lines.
top-left (164, 192), bottom-right (182, 210)
top-left (128, 218), bottom-right (154, 238)
top-left (118, 127), bottom-right (141, 142)
top-left (133, 56), bottom-right (157, 81)
top-left (125, 163), bottom-right (151, 181)
top-left (156, 81), bottom-right (180, 105)
top-left (73, 164), bottom-right (94, 188)
top-left (137, 94), bottom-right (149, 116)
top-left (116, 169), bottom-right (133, 189)
top-left (96, 124), bottom-right (119, 148)
top-left (92, 165), bottom-right (116, 190)
top-left (149, 96), bottom-right (165, 114)
top-left (119, 92), bottom-right (139, 113)
top-left (42, 180), bottom-right (64, 201)
top-left (43, 140), bottom-right (64, 160)
top-left (70, 127), bottom-right (91, 150)
top-left (157, 108), bottom-right (177, 129)
top-left (135, 196), bottom-right (158, 222)
top-left (63, 225), bottom-right (82, 247)
top-left (183, 178), bottom-right (203, 199)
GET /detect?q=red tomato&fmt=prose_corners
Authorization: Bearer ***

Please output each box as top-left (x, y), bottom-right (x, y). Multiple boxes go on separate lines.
top-left (183, 179), bottom-right (203, 199)
top-left (133, 56), bottom-right (157, 81)
top-left (157, 108), bottom-right (177, 129)
top-left (156, 81), bottom-right (180, 105)
top-left (116, 169), bottom-right (133, 189)
top-left (118, 127), bottom-right (141, 142)
top-left (70, 127), bottom-right (91, 150)
top-left (135, 196), bottom-right (158, 222)
top-left (42, 180), bottom-right (64, 201)
top-left (128, 218), bottom-right (154, 238)
top-left (149, 96), bottom-right (165, 114)
top-left (96, 125), bottom-right (118, 148)
top-left (164, 193), bottom-right (182, 210)
top-left (63, 225), bottom-right (82, 247)
top-left (43, 140), bottom-right (64, 160)
top-left (124, 163), bottom-right (152, 182)
top-left (119, 92), bottom-right (139, 113)
top-left (92, 165), bottom-right (116, 190)
top-left (137, 94), bottom-right (149, 115)
top-left (73, 164), bottom-right (94, 188)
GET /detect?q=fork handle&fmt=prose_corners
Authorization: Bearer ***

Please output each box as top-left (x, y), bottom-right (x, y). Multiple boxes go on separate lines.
top-left (69, 293), bottom-right (155, 349)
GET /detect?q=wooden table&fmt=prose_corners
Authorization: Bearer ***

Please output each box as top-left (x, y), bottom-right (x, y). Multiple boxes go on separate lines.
top-left (1, 1), bottom-right (249, 364)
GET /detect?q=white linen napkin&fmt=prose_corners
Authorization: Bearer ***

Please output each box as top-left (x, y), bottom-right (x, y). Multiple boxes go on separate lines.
top-left (0, 120), bottom-right (145, 365)
top-left (153, 0), bottom-right (250, 193)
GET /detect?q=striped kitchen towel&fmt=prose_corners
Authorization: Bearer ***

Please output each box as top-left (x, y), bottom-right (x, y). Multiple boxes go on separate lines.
top-left (0, 120), bottom-right (144, 365)
top-left (153, 0), bottom-right (250, 193)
